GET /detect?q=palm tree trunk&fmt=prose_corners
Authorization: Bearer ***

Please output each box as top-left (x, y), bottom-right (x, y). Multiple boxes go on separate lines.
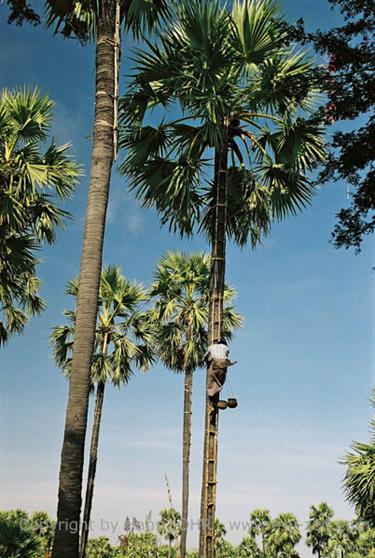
top-left (52, 3), bottom-right (119, 557)
top-left (199, 137), bottom-right (229, 558)
top-left (180, 368), bottom-right (193, 558)
top-left (79, 381), bottom-right (106, 558)
top-left (262, 532), bottom-right (266, 558)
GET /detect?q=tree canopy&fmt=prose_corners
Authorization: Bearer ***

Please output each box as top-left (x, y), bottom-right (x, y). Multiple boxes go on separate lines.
top-left (292, 0), bottom-right (375, 252)
top-left (0, 88), bottom-right (79, 344)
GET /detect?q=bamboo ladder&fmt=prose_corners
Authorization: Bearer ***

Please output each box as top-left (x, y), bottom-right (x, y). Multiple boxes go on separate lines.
top-left (202, 139), bottom-right (229, 558)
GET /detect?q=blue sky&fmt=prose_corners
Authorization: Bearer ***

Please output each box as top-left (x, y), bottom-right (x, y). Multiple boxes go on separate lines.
top-left (0, 1), bottom-right (374, 554)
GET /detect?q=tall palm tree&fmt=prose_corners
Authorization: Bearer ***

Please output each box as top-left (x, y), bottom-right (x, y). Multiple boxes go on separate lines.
top-left (120, 2), bottom-right (325, 555)
top-left (51, 266), bottom-right (155, 558)
top-left (267, 513), bottom-right (301, 558)
top-left (0, 87), bottom-right (79, 345)
top-left (342, 390), bottom-right (375, 527)
top-left (150, 252), bottom-right (242, 558)
top-left (39, 4), bottom-right (172, 557)
top-left (306, 503), bottom-right (334, 558)
top-left (250, 509), bottom-right (272, 558)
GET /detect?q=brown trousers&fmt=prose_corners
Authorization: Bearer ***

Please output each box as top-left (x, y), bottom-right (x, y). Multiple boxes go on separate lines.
top-left (207, 358), bottom-right (235, 404)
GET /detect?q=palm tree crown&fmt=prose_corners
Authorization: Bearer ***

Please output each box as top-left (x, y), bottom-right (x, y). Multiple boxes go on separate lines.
top-left (267, 513), bottom-right (301, 558)
top-left (150, 251), bottom-right (242, 372)
top-left (120, 0), bottom-right (325, 242)
top-left (306, 502), bottom-right (334, 558)
top-left (0, 87), bottom-right (80, 344)
top-left (44, 0), bottom-right (172, 42)
top-left (51, 265), bottom-right (155, 384)
top-left (342, 390), bottom-right (375, 527)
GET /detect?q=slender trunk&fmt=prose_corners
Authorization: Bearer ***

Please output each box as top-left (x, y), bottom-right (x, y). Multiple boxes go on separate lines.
top-left (79, 381), bottom-right (106, 558)
top-left (52, 3), bottom-right (119, 557)
top-left (180, 368), bottom-right (193, 558)
top-left (168, 538), bottom-right (172, 558)
top-left (199, 136), bottom-right (229, 558)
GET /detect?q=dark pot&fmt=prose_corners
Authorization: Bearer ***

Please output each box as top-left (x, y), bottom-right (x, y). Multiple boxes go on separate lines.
top-left (227, 398), bottom-right (238, 409)
top-left (217, 400), bottom-right (228, 410)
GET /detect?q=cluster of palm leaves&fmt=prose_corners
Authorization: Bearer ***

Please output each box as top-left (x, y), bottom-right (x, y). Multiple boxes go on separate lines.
top-left (120, 0), bottom-right (325, 243)
top-left (0, 88), bottom-right (80, 344)
top-left (342, 390), bottom-right (375, 527)
top-left (0, 509), bottom-right (55, 558)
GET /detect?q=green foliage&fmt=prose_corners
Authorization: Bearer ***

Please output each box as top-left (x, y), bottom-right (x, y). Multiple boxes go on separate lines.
top-left (51, 265), bottom-right (156, 386)
top-left (157, 508), bottom-right (181, 546)
top-left (1, 508), bottom-right (374, 558)
top-left (30, 511), bottom-right (55, 555)
top-left (0, 87), bottom-right (80, 345)
top-left (6, 0), bottom-right (172, 43)
top-left (327, 520), bottom-right (358, 558)
top-left (44, 0), bottom-right (172, 43)
top-left (267, 512), bottom-right (301, 558)
top-left (238, 535), bottom-right (262, 557)
top-left (87, 536), bottom-right (115, 558)
top-left (0, 510), bottom-right (54, 558)
top-left (306, 503), bottom-right (334, 558)
top-left (5, 0), bottom-right (41, 26)
top-left (120, 0), bottom-right (325, 243)
top-left (342, 391), bottom-right (375, 527)
top-left (150, 251), bottom-right (242, 372)
top-left (118, 531), bottom-right (159, 557)
top-left (249, 509), bottom-right (272, 556)
top-left (291, 0), bottom-right (374, 252)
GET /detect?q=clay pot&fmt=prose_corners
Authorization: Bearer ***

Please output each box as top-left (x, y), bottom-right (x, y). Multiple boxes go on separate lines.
top-left (217, 400), bottom-right (228, 410)
top-left (227, 398), bottom-right (238, 409)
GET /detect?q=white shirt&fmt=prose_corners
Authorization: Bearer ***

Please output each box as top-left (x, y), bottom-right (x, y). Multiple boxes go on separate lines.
top-left (206, 343), bottom-right (229, 361)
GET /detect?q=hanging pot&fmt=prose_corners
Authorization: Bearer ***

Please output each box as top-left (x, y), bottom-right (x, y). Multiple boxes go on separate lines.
top-left (217, 400), bottom-right (228, 410)
top-left (227, 398), bottom-right (238, 409)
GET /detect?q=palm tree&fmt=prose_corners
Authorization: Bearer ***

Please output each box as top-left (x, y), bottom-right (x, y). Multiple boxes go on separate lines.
top-left (157, 508), bottom-right (182, 558)
top-left (267, 513), bottom-right (301, 558)
top-left (51, 266), bottom-right (155, 558)
top-left (150, 252), bottom-right (242, 558)
top-left (326, 520), bottom-right (357, 558)
top-left (0, 87), bottom-right (79, 345)
top-left (306, 503), bottom-right (334, 558)
top-left (86, 537), bottom-right (114, 558)
top-left (238, 536), bottom-right (261, 558)
top-left (249, 509), bottom-right (272, 558)
top-left (342, 390), bottom-right (375, 527)
top-left (30, 511), bottom-right (56, 558)
top-left (36, 4), bottom-right (171, 557)
top-left (120, 2), bottom-right (325, 555)
top-left (0, 513), bottom-right (41, 558)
